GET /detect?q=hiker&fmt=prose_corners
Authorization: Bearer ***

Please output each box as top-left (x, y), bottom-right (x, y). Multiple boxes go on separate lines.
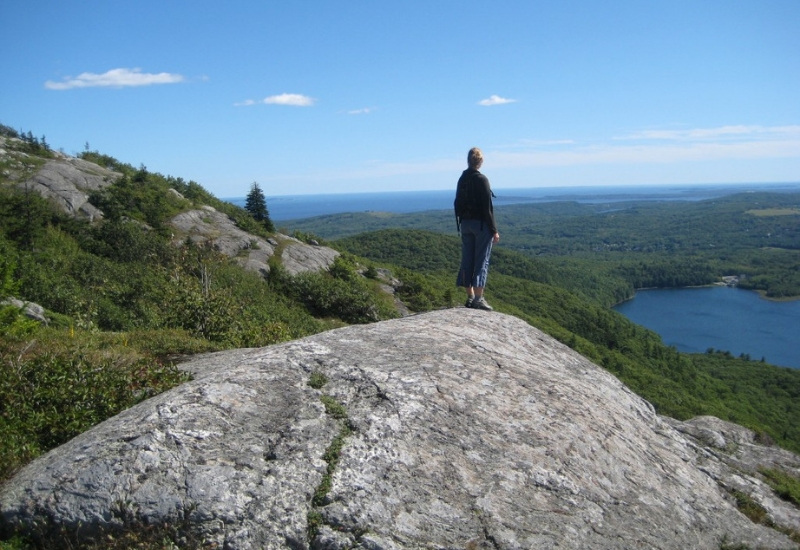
top-left (454, 147), bottom-right (499, 311)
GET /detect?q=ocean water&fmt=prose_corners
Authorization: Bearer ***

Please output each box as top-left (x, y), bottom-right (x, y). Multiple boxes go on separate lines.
top-left (225, 182), bottom-right (800, 221)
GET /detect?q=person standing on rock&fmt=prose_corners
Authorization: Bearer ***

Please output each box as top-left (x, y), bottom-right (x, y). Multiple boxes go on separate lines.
top-left (454, 147), bottom-right (499, 311)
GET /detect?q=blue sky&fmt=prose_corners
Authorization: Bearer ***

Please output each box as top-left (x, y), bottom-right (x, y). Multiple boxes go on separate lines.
top-left (2, 1), bottom-right (799, 198)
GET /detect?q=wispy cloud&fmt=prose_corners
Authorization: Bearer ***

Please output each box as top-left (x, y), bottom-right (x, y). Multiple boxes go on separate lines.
top-left (478, 95), bottom-right (517, 106)
top-left (45, 68), bottom-right (184, 90)
top-left (492, 125), bottom-right (800, 169)
top-left (617, 125), bottom-right (800, 142)
top-left (236, 93), bottom-right (316, 107)
top-left (347, 107), bottom-right (375, 115)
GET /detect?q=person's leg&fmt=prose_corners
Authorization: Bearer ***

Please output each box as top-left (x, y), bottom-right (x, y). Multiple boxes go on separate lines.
top-left (457, 221), bottom-right (478, 306)
top-left (470, 226), bottom-right (495, 310)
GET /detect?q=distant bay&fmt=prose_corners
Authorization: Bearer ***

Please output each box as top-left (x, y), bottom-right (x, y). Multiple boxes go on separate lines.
top-left (613, 286), bottom-right (800, 369)
top-left (224, 182), bottom-right (800, 221)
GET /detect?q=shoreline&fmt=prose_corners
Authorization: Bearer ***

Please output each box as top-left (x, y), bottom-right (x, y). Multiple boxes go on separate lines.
top-left (613, 280), bottom-right (800, 307)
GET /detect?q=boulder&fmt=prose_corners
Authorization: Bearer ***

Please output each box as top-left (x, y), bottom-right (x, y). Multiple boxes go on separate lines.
top-left (280, 236), bottom-right (340, 276)
top-left (1, 309), bottom-right (797, 549)
top-left (0, 298), bottom-right (49, 325)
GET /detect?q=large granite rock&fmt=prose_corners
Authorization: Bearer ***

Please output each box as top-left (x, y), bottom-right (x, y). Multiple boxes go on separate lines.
top-left (1, 309), bottom-right (798, 549)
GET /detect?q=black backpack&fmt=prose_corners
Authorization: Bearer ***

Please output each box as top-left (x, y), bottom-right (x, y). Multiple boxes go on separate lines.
top-left (454, 173), bottom-right (479, 232)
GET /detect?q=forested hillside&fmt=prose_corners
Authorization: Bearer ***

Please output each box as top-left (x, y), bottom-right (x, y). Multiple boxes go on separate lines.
top-left (289, 189), bottom-right (800, 301)
top-left (2, 123), bottom-right (799, 514)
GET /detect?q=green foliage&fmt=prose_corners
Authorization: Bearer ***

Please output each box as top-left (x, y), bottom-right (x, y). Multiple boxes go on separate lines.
top-left (320, 394), bottom-right (349, 420)
top-left (0, 124), bottom-right (54, 158)
top-left (691, 354), bottom-right (800, 452)
top-left (0, 237), bottom-right (19, 300)
top-left (295, 191), bottom-right (800, 300)
top-left (0, 185), bottom-right (63, 252)
top-left (82, 218), bottom-right (176, 264)
top-left (394, 267), bottom-right (452, 311)
top-left (87, 169), bottom-right (189, 229)
top-left (312, 411), bottom-right (352, 505)
top-left (726, 487), bottom-right (800, 543)
top-left (308, 370), bottom-right (328, 389)
top-left (0, 238), bottom-right (39, 338)
top-left (760, 467), bottom-right (800, 507)
top-left (731, 488), bottom-right (770, 524)
top-left (270, 255), bottom-right (395, 324)
top-left (0, 333), bottom-right (189, 481)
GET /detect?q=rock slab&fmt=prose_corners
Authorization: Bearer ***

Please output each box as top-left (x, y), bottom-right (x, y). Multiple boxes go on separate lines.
top-left (1, 309), bottom-right (797, 549)
top-left (170, 207), bottom-right (338, 276)
top-left (22, 157), bottom-right (120, 220)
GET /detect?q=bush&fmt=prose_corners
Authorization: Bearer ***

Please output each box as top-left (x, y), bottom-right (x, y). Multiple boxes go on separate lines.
top-left (291, 271), bottom-right (379, 323)
top-left (0, 335), bottom-right (189, 482)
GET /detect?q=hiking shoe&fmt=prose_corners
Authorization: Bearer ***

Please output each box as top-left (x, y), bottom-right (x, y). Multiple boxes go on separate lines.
top-left (465, 296), bottom-right (475, 308)
top-left (471, 296), bottom-right (493, 311)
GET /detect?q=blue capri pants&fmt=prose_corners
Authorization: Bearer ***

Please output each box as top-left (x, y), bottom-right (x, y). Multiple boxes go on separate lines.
top-left (456, 218), bottom-right (494, 288)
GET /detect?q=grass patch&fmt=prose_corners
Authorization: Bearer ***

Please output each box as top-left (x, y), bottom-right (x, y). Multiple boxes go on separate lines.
top-left (760, 467), bottom-right (800, 507)
top-left (729, 487), bottom-right (800, 544)
top-left (307, 393), bottom-right (353, 542)
top-left (308, 370), bottom-right (328, 389)
top-left (319, 394), bottom-right (348, 420)
top-left (312, 422), bottom-right (353, 506)
top-left (731, 489), bottom-right (769, 525)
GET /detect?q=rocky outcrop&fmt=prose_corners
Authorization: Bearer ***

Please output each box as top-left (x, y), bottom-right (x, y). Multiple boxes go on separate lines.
top-left (169, 207), bottom-right (339, 276)
top-left (21, 156), bottom-right (120, 221)
top-left (6, 143), bottom-right (339, 277)
top-left (667, 415), bottom-right (800, 534)
top-left (2, 309), bottom-right (797, 549)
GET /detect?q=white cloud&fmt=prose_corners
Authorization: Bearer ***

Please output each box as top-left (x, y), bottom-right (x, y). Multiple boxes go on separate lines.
top-left (45, 68), bottom-right (184, 90)
top-left (478, 95), bottom-right (517, 106)
top-left (264, 93), bottom-right (315, 106)
top-left (236, 93), bottom-right (316, 107)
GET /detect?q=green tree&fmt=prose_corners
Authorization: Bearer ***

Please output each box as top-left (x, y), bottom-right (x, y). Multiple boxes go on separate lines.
top-left (244, 182), bottom-right (275, 232)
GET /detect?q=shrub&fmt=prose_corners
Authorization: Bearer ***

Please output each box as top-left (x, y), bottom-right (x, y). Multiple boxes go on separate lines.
top-left (0, 336), bottom-right (188, 482)
top-left (290, 271), bottom-right (379, 323)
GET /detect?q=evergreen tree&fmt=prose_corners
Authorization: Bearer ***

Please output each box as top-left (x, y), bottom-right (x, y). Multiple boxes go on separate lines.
top-left (244, 182), bottom-right (274, 232)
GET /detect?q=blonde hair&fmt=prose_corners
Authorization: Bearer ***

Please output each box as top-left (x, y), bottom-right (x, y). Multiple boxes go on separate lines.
top-left (467, 147), bottom-right (483, 169)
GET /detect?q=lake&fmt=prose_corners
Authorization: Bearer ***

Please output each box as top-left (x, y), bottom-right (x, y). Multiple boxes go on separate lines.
top-left (613, 286), bottom-right (800, 369)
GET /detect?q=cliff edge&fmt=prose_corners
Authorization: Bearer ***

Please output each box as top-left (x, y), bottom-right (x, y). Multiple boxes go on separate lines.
top-left (1, 309), bottom-right (798, 549)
